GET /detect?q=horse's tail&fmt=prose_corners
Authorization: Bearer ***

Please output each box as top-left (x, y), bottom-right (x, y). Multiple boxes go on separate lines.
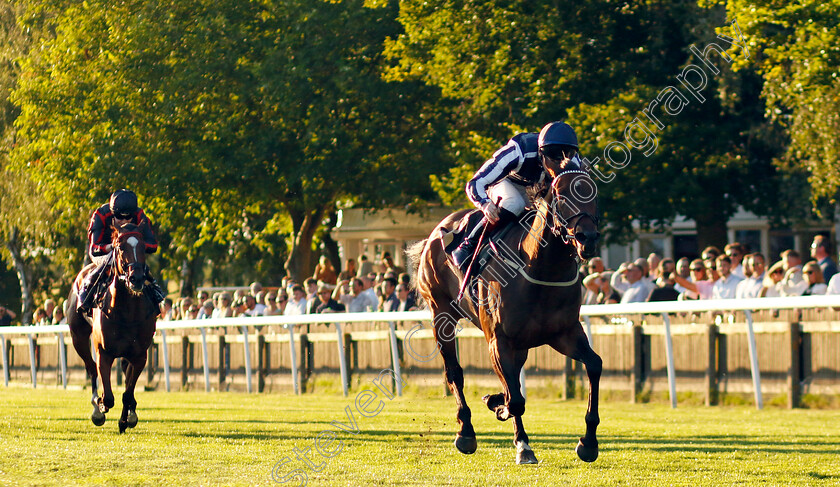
top-left (405, 239), bottom-right (427, 292)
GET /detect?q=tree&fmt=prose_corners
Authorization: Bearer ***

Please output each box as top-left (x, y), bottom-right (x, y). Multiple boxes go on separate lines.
top-left (0, 0), bottom-right (75, 323)
top-left (716, 0), bottom-right (840, 201)
top-left (387, 0), bottom-right (808, 249)
top-left (12, 0), bottom-right (450, 286)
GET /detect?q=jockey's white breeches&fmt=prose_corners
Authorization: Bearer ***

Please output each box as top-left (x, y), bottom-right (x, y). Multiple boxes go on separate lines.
top-left (90, 252), bottom-right (112, 268)
top-left (486, 179), bottom-right (529, 216)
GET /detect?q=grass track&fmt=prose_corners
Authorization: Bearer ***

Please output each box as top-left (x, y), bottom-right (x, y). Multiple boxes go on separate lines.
top-left (1, 386), bottom-right (839, 486)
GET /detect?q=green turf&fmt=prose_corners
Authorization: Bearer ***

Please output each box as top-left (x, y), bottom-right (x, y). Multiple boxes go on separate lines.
top-left (1, 385), bottom-right (839, 486)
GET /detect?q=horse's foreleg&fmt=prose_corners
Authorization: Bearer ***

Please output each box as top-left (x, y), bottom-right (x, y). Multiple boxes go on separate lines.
top-left (551, 332), bottom-right (601, 462)
top-left (70, 330), bottom-right (105, 426)
top-left (119, 354), bottom-right (146, 433)
top-left (488, 340), bottom-right (536, 464)
top-left (435, 315), bottom-right (476, 455)
top-left (96, 349), bottom-right (116, 414)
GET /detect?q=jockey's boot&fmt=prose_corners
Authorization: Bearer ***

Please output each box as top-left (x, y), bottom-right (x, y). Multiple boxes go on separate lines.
top-left (451, 217), bottom-right (489, 274)
top-left (144, 267), bottom-right (166, 316)
top-left (451, 208), bottom-right (516, 274)
top-left (77, 264), bottom-right (107, 316)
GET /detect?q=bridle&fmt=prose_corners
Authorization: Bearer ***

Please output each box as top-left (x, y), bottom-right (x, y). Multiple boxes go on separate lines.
top-left (546, 170), bottom-right (600, 246)
top-left (112, 229), bottom-right (146, 295)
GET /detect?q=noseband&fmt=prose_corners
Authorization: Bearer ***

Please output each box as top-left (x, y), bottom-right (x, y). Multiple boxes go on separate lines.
top-left (546, 171), bottom-right (600, 244)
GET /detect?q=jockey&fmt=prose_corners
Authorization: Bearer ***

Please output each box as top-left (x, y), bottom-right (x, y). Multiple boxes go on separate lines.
top-left (451, 121), bottom-right (582, 272)
top-left (76, 189), bottom-right (166, 315)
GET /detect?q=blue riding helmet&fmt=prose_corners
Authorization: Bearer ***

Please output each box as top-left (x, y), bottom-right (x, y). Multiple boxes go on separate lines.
top-left (538, 121), bottom-right (578, 148)
top-left (109, 189), bottom-right (138, 217)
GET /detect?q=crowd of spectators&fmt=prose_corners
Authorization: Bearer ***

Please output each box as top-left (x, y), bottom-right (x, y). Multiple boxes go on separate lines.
top-left (161, 252), bottom-right (418, 321)
top-left (584, 236), bottom-right (840, 305)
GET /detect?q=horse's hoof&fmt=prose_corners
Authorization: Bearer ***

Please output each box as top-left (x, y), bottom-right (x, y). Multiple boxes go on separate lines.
top-left (91, 410), bottom-right (106, 426)
top-left (454, 435), bottom-right (477, 454)
top-left (516, 449), bottom-right (539, 465)
top-left (118, 420), bottom-right (128, 434)
top-left (495, 406), bottom-right (511, 422)
top-left (575, 439), bottom-right (599, 462)
top-left (126, 411), bottom-right (138, 428)
top-left (482, 393), bottom-right (505, 411)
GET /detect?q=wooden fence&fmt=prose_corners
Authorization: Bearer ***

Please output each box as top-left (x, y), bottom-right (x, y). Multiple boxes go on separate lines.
top-left (2, 296), bottom-right (839, 409)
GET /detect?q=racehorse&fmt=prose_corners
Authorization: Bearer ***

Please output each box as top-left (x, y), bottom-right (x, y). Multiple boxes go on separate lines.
top-left (408, 166), bottom-right (602, 464)
top-left (66, 223), bottom-right (158, 433)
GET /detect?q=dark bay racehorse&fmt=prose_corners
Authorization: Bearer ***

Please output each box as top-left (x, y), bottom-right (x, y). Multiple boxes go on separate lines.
top-left (66, 223), bottom-right (157, 433)
top-left (409, 167), bottom-right (601, 464)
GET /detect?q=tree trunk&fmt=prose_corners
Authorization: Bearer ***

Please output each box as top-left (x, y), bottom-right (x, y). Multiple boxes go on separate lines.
top-left (179, 254), bottom-right (204, 298)
top-left (321, 212), bottom-right (341, 273)
top-left (5, 227), bottom-right (32, 324)
top-left (285, 208), bottom-right (326, 282)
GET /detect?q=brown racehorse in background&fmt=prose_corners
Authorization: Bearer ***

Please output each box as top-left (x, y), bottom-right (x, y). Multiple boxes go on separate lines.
top-left (66, 223), bottom-right (157, 433)
top-left (409, 166), bottom-right (601, 464)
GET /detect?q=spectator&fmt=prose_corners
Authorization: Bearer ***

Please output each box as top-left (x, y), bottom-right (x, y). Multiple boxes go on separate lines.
top-left (53, 303), bottom-right (67, 325)
top-left (380, 277), bottom-right (399, 311)
top-left (199, 300), bottom-right (214, 319)
top-left (276, 292), bottom-right (289, 315)
top-left (357, 254), bottom-right (374, 277)
top-left (284, 285), bottom-right (308, 316)
top-left (673, 259), bottom-right (714, 300)
top-left (779, 249), bottom-right (807, 296)
top-left (214, 292), bottom-right (234, 318)
top-left (634, 257), bottom-right (653, 285)
top-left (338, 259), bottom-right (357, 282)
top-left (43, 299), bottom-right (56, 321)
top-left (736, 253), bottom-right (766, 299)
top-left (230, 297), bottom-right (247, 317)
top-left (161, 298), bottom-right (175, 321)
top-left (396, 284), bottom-right (417, 311)
top-left (711, 255), bottom-right (742, 299)
top-left (587, 257), bottom-right (605, 276)
top-left (178, 298), bottom-right (194, 320)
top-left (582, 274), bottom-right (601, 305)
top-left (196, 289), bottom-right (210, 305)
top-left (656, 258), bottom-right (676, 286)
top-left (596, 271), bottom-right (620, 304)
top-left (252, 292), bottom-right (267, 316)
top-left (313, 284), bottom-right (345, 313)
top-left (647, 272), bottom-right (680, 302)
top-left (339, 278), bottom-right (377, 312)
top-left (811, 235), bottom-right (838, 284)
top-left (826, 271), bottom-right (840, 295)
top-left (0, 305), bottom-right (15, 326)
top-left (263, 291), bottom-right (278, 316)
top-left (647, 253), bottom-right (662, 280)
top-left (303, 277), bottom-right (318, 299)
top-left (360, 273), bottom-right (378, 306)
top-left (674, 257), bottom-right (691, 296)
top-left (801, 262), bottom-right (828, 296)
top-left (611, 262), bottom-right (654, 303)
top-left (761, 261), bottom-right (785, 297)
top-left (725, 243), bottom-right (746, 279)
top-left (33, 307), bottom-right (49, 326)
top-left (313, 256), bottom-right (338, 285)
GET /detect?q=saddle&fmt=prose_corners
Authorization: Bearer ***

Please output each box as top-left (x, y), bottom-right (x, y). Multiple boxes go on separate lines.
top-left (440, 210), bottom-right (522, 280)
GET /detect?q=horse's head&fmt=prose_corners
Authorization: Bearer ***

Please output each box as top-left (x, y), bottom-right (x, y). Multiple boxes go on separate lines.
top-left (548, 170), bottom-right (601, 260)
top-left (111, 223), bottom-right (147, 295)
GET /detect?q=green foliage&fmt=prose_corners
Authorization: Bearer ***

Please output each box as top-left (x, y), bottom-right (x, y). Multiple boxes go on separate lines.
top-left (389, 0), bottom-right (811, 246)
top-left (721, 0), bottom-right (840, 203)
top-left (11, 0), bottom-right (450, 283)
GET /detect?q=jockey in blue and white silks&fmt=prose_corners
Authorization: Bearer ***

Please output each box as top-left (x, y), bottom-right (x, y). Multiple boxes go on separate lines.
top-left (451, 122), bottom-right (582, 272)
